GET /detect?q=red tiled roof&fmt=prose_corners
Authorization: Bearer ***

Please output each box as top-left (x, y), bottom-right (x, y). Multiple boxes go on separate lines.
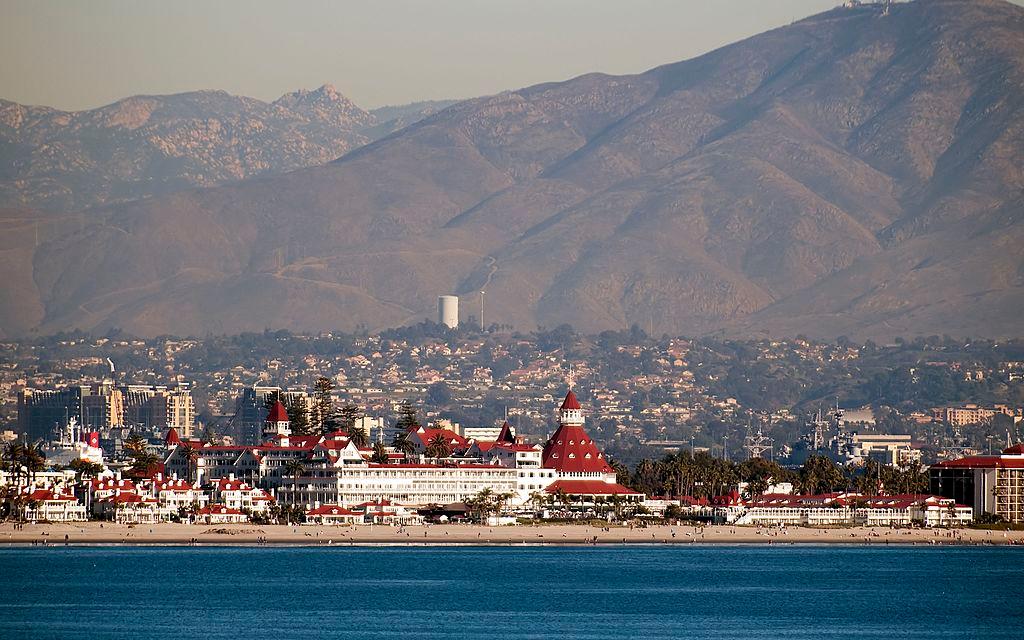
top-left (542, 424), bottom-right (612, 473)
top-left (933, 455), bottom-right (1024, 469)
top-left (1003, 444), bottom-right (1024, 455)
top-left (199, 505), bottom-right (243, 515)
top-left (545, 479), bottom-right (640, 496)
top-left (25, 489), bottom-right (77, 502)
top-left (412, 427), bottom-right (467, 449)
top-left (106, 492), bottom-right (158, 504)
top-left (308, 505), bottom-right (361, 516)
top-left (266, 400), bottom-right (289, 423)
top-left (216, 478), bottom-right (253, 491)
top-left (560, 390), bottom-right (581, 411)
top-left (165, 427), bottom-right (181, 445)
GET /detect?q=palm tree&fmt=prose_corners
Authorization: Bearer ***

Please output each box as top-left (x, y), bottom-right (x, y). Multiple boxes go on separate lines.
top-left (129, 449), bottom-right (160, 478)
top-left (424, 434), bottom-right (452, 459)
top-left (346, 427), bottom-right (369, 449)
top-left (283, 459), bottom-right (306, 505)
top-left (529, 491), bottom-right (546, 514)
top-left (369, 442), bottom-right (389, 464)
top-left (609, 494), bottom-right (624, 520)
top-left (23, 443), bottom-right (46, 486)
top-left (553, 487), bottom-right (570, 510)
top-left (178, 443), bottom-right (199, 484)
top-left (1, 442), bottom-right (26, 488)
top-left (391, 432), bottom-right (416, 458)
top-left (496, 491), bottom-right (515, 516)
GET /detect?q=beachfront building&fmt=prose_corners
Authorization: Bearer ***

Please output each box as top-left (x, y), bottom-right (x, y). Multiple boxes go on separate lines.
top-left (94, 491), bottom-right (162, 524)
top-left (304, 500), bottom-right (424, 526)
top-left (196, 505), bottom-right (248, 524)
top-left (539, 390), bottom-right (644, 507)
top-left (163, 387), bottom-right (643, 515)
top-left (930, 444), bottom-right (1024, 523)
top-left (144, 475), bottom-right (208, 513)
top-left (721, 492), bottom-right (973, 527)
top-left (276, 461), bottom-right (519, 508)
top-left (211, 476), bottom-right (274, 515)
top-left (22, 487), bottom-right (88, 522)
top-left (473, 423), bottom-right (558, 504)
top-left (306, 505), bottom-right (364, 525)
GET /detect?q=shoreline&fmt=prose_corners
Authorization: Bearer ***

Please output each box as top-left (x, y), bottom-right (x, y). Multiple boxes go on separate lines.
top-left (3, 522), bottom-right (1022, 548)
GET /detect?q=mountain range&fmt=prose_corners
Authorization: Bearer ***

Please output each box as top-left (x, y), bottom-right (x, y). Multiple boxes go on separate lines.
top-left (0, 86), bottom-right (455, 212)
top-left (3, 0), bottom-right (1023, 341)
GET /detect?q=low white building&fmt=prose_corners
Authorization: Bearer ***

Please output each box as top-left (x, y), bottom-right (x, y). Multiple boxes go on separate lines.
top-left (727, 492), bottom-right (972, 527)
top-left (23, 487), bottom-right (88, 522)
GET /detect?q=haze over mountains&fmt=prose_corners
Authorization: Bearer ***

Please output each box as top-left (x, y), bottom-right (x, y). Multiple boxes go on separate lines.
top-left (3, 0), bottom-right (1023, 341)
top-left (0, 86), bottom-right (456, 212)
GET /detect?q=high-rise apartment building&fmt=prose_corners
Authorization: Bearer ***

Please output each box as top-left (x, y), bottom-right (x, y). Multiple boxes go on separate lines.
top-left (120, 384), bottom-right (195, 437)
top-left (17, 382), bottom-right (124, 439)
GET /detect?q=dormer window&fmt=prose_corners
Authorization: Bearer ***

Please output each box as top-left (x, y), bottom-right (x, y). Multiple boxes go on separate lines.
top-left (569, 440), bottom-right (575, 445)
top-left (568, 453), bottom-right (576, 459)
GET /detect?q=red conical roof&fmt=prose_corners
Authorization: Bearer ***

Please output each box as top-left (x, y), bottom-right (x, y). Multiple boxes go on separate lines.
top-left (560, 390), bottom-right (581, 410)
top-left (165, 427), bottom-right (181, 445)
top-left (542, 423), bottom-right (612, 473)
top-left (266, 400), bottom-right (290, 423)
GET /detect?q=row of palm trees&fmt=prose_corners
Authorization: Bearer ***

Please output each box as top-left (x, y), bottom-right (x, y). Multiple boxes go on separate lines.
top-left (465, 488), bottom-right (516, 521)
top-left (0, 441), bottom-right (47, 520)
top-left (619, 450), bottom-right (928, 499)
top-left (526, 489), bottom-right (637, 519)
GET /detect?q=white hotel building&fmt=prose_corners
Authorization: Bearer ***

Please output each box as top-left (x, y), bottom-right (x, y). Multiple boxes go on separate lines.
top-left (164, 391), bottom-right (640, 511)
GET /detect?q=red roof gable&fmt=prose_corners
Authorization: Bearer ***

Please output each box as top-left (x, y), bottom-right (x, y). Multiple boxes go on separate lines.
top-left (413, 427), bottom-right (467, 449)
top-left (560, 390), bottom-right (581, 410)
top-left (266, 400), bottom-right (289, 423)
top-left (542, 423), bottom-right (612, 473)
top-left (496, 421), bottom-right (515, 444)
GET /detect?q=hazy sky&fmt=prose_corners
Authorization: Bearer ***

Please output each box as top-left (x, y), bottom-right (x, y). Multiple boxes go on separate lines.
top-left (3, 0), bottom-right (1022, 111)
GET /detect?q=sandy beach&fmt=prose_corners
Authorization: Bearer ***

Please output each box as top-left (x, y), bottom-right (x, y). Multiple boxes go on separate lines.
top-left (2, 521), bottom-right (1023, 547)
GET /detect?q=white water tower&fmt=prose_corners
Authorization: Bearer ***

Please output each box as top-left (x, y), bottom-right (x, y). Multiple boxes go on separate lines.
top-left (438, 295), bottom-right (459, 328)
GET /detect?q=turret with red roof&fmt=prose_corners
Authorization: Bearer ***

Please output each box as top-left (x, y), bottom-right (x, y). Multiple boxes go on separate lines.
top-left (263, 399), bottom-right (291, 445)
top-left (542, 389), bottom-right (613, 474)
top-left (540, 388), bottom-right (642, 502)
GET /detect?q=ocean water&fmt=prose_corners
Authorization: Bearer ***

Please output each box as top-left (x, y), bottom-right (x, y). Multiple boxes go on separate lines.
top-left (0, 545), bottom-right (1021, 639)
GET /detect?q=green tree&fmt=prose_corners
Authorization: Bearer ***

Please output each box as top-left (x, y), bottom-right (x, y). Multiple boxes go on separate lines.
top-left (312, 376), bottom-right (336, 432)
top-left (178, 443), bottom-right (200, 484)
top-left (395, 400), bottom-right (419, 431)
top-left (369, 442), bottom-right (389, 464)
top-left (68, 458), bottom-right (104, 482)
top-left (283, 459), bottom-right (306, 503)
top-left (798, 455), bottom-right (846, 495)
top-left (346, 426), bottom-right (370, 449)
top-left (424, 433), bottom-right (452, 459)
top-left (392, 432), bottom-right (416, 457)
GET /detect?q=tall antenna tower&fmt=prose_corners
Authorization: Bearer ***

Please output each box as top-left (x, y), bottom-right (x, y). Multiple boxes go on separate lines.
top-left (744, 422), bottom-right (774, 460)
top-left (806, 408), bottom-right (830, 451)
